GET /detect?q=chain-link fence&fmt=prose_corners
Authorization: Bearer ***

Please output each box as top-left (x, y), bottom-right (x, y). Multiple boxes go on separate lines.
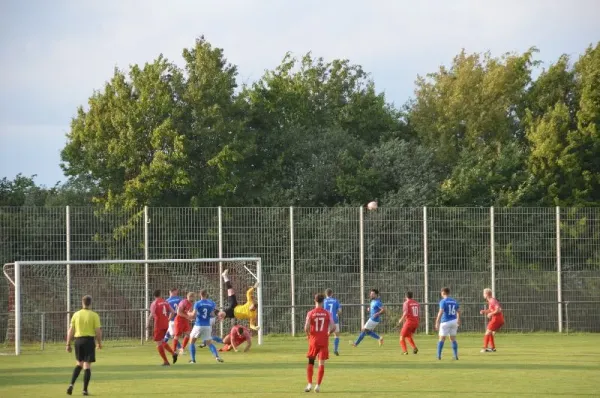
top-left (2, 206), bottom-right (599, 351)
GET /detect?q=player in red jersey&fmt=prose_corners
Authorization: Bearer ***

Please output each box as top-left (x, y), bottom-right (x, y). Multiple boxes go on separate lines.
top-left (172, 291), bottom-right (195, 354)
top-left (146, 289), bottom-right (178, 366)
top-left (219, 325), bottom-right (253, 352)
top-left (304, 293), bottom-right (335, 393)
top-left (397, 291), bottom-right (420, 355)
top-left (480, 288), bottom-right (504, 352)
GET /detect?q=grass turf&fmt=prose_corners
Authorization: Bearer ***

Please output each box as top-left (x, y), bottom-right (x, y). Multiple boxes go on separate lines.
top-left (1, 333), bottom-right (600, 397)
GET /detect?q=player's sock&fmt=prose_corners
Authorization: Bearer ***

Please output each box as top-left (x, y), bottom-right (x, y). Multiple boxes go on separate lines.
top-left (489, 334), bottom-right (495, 349)
top-left (163, 332), bottom-right (170, 344)
top-left (172, 339), bottom-right (178, 352)
top-left (334, 337), bottom-right (339, 352)
top-left (163, 342), bottom-right (174, 355)
top-left (483, 334), bottom-right (489, 348)
top-left (212, 336), bottom-right (223, 344)
top-left (177, 341), bottom-right (182, 350)
top-left (70, 365), bottom-right (82, 385)
top-left (208, 343), bottom-right (219, 358)
top-left (354, 331), bottom-right (366, 346)
top-left (307, 364), bottom-right (314, 383)
top-left (452, 340), bottom-right (458, 358)
top-left (83, 369), bottom-right (91, 392)
top-left (407, 336), bottom-right (416, 349)
top-left (157, 345), bottom-right (169, 363)
top-left (182, 336), bottom-right (190, 350)
top-left (317, 365), bottom-right (325, 384)
top-left (189, 343), bottom-right (196, 362)
top-left (400, 338), bottom-right (407, 352)
top-left (366, 330), bottom-right (380, 340)
top-left (437, 341), bottom-right (444, 359)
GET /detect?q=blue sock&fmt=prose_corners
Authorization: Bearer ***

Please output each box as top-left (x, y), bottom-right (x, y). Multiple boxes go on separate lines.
top-left (208, 343), bottom-right (219, 358)
top-left (354, 331), bottom-right (366, 346)
top-left (190, 343), bottom-right (196, 362)
top-left (212, 336), bottom-right (223, 344)
top-left (452, 340), bottom-right (458, 358)
top-left (177, 341), bottom-right (182, 350)
top-left (163, 332), bottom-right (171, 343)
top-left (437, 341), bottom-right (444, 359)
top-left (366, 330), bottom-right (380, 340)
top-left (334, 337), bottom-right (340, 352)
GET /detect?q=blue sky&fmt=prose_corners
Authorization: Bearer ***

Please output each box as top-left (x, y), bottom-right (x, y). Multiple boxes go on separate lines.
top-left (0, 0), bottom-right (598, 186)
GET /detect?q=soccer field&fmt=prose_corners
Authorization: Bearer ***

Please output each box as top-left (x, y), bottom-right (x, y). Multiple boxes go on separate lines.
top-left (1, 334), bottom-right (599, 397)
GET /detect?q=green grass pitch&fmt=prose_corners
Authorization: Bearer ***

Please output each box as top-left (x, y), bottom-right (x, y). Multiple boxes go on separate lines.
top-left (1, 334), bottom-right (600, 397)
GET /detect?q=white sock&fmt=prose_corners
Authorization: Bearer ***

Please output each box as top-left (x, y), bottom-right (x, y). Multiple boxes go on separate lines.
top-left (223, 275), bottom-right (229, 283)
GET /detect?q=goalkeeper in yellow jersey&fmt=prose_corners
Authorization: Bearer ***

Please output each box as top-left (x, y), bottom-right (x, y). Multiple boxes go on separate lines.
top-left (218, 269), bottom-right (260, 331)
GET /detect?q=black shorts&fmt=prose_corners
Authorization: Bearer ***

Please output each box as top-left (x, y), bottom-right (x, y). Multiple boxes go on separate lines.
top-left (75, 337), bottom-right (96, 363)
top-left (224, 295), bottom-right (238, 318)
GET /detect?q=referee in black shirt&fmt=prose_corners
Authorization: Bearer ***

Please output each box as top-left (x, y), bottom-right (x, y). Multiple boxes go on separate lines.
top-left (66, 295), bottom-right (102, 396)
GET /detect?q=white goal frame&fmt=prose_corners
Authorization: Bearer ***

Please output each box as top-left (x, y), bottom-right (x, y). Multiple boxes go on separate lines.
top-left (4, 257), bottom-right (262, 355)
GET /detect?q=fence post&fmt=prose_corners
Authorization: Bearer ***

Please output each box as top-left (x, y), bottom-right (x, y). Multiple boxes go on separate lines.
top-left (290, 207), bottom-right (296, 337)
top-left (218, 206), bottom-right (224, 338)
top-left (490, 206), bottom-right (495, 296)
top-left (144, 206), bottom-right (149, 341)
top-left (41, 312), bottom-right (45, 351)
top-left (556, 206), bottom-right (563, 333)
top-left (66, 206), bottom-right (71, 330)
top-left (359, 207), bottom-right (365, 327)
top-left (423, 207), bottom-right (429, 335)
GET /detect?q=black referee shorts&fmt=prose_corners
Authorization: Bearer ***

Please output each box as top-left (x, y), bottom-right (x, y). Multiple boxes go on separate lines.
top-left (75, 337), bottom-right (96, 363)
top-left (224, 294), bottom-right (238, 318)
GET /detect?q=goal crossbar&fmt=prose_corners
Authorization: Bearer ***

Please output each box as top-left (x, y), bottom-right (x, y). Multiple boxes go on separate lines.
top-left (5, 258), bottom-right (263, 355)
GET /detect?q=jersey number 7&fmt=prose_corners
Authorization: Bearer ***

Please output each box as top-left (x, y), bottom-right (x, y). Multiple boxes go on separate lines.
top-left (314, 317), bottom-right (325, 332)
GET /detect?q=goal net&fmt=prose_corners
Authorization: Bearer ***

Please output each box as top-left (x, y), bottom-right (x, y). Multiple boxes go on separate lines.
top-left (2, 258), bottom-right (262, 355)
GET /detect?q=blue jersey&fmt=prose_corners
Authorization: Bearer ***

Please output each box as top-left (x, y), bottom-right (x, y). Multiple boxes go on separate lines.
top-left (194, 299), bottom-right (217, 326)
top-left (166, 296), bottom-right (182, 320)
top-left (323, 297), bottom-right (341, 324)
top-left (439, 297), bottom-right (459, 323)
top-left (370, 298), bottom-right (383, 322)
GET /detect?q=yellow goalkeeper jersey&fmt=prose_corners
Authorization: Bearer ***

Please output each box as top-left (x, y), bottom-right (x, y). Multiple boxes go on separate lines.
top-left (234, 287), bottom-right (257, 327)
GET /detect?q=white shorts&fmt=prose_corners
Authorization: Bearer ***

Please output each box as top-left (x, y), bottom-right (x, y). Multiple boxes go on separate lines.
top-left (363, 319), bottom-right (379, 331)
top-left (439, 319), bottom-right (459, 337)
top-left (190, 325), bottom-right (212, 342)
top-left (333, 323), bottom-right (340, 333)
top-left (167, 321), bottom-right (175, 337)
top-left (210, 317), bottom-right (216, 326)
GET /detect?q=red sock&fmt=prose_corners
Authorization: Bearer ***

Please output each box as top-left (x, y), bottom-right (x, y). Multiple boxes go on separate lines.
top-left (407, 336), bottom-right (416, 349)
top-left (163, 342), bottom-right (174, 354)
top-left (483, 334), bottom-right (489, 348)
top-left (307, 364), bottom-right (314, 384)
top-left (222, 344), bottom-right (231, 352)
top-left (182, 336), bottom-right (190, 350)
top-left (157, 345), bottom-right (168, 364)
top-left (172, 339), bottom-right (178, 352)
top-left (400, 338), bottom-right (407, 352)
top-left (489, 334), bottom-right (495, 349)
top-left (317, 365), bottom-right (325, 385)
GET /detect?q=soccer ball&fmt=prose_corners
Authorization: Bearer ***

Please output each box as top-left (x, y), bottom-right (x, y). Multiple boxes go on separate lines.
top-left (367, 201), bottom-right (378, 210)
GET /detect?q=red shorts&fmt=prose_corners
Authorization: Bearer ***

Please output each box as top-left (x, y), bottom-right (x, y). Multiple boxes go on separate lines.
top-left (401, 322), bottom-right (419, 337)
top-left (487, 317), bottom-right (504, 332)
top-left (307, 342), bottom-right (329, 361)
top-left (174, 319), bottom-right (191, 336)
top-left (153, 327), bottom-right (168, 342)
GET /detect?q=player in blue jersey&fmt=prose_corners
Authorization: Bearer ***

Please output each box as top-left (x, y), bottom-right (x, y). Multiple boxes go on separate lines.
top-left (351, 289), bottom-right (385, 347)
top-left (435, 287), bottom-right (460, 360)
top-left (162, 288), bottom-right (182, 350)
top-left (323, 289), bottom-right (342, 355)
top-left (187, 289), bottom-right (223, 363)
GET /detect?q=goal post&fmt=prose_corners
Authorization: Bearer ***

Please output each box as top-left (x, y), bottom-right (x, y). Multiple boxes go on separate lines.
top-left (5, 257), bottom-right (262, 356)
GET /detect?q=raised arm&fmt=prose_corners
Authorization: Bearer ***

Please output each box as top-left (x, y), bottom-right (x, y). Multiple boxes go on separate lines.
top-left (246, 287), bottom-right (255, 303)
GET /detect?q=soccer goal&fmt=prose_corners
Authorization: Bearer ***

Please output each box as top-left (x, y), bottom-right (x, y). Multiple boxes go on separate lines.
top-left (2, 258), bottom-right (262, 355)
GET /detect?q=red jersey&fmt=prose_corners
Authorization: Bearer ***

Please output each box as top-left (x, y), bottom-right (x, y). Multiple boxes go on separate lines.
top-left (488, 298), bottom-right (504, 321)
top-left (150, 298), bottom-right (171, 330)
top-left (403, 298), bottom-right (420, 323)
top-left (175, 299), bottom-right (192, 321)
top-left (305, 307), bottom-right (333, 345)
top-left (230, 326), bottom-right (251, 346)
